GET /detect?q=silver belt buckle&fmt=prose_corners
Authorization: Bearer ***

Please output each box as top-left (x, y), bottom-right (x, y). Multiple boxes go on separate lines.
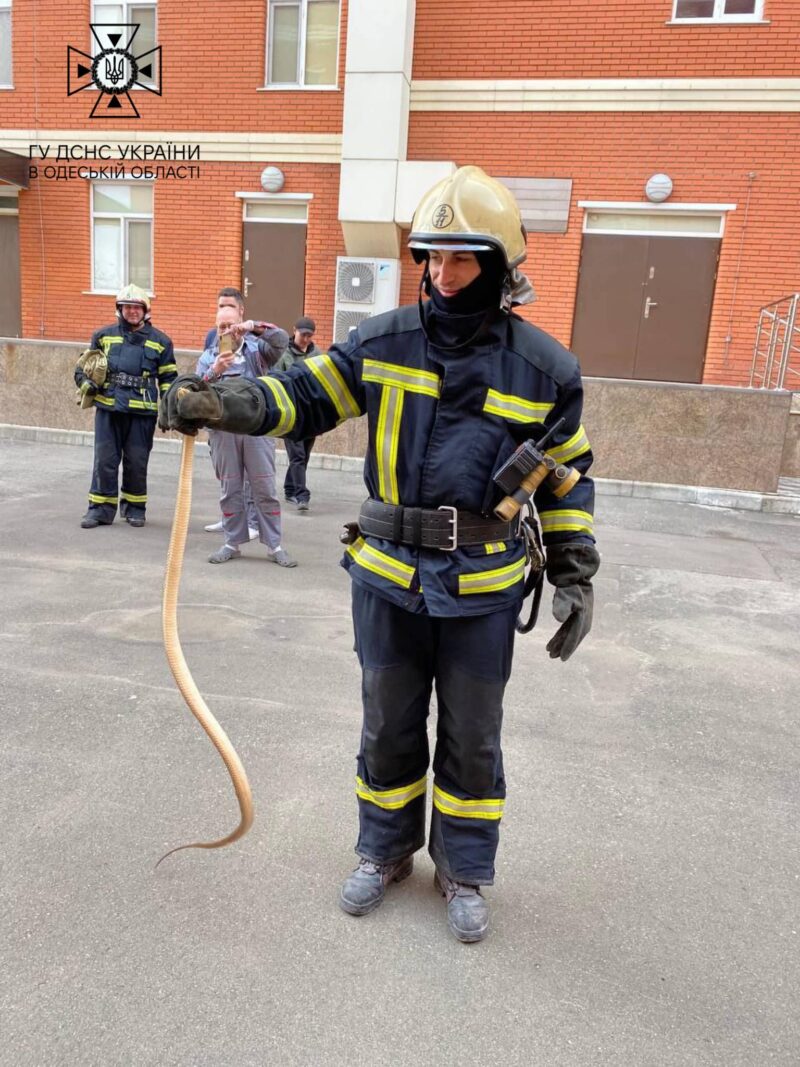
top-left (437, 505), bottom-right (458, 550)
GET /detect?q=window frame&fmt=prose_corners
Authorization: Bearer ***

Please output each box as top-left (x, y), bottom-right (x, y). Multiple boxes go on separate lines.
top-left (671, 0), bottom-right (765, 23)
top-left (90, 0), bottom-right (159, 91)
top-left (0, 0), bottom-right (13, 89)
top-left (90, 180), bottom-right (154, 295)
top-left (265, 0), bottom-right (340, 90)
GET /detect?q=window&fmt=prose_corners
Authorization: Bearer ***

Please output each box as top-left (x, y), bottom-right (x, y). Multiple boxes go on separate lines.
top-left (266, 0), bottom-right (339, 87)
top-left (92, 2), bottom-right (157, 88)
top-left (0, 0), bottom-right (12, 87)
top-left (92, 182), bottom-right (153, 292)
top-left (672, 0), bottom-right (763, 21)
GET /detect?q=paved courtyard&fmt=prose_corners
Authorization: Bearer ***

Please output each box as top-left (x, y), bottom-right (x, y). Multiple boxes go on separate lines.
top-left (1, 434), bottom-right (798, 1066)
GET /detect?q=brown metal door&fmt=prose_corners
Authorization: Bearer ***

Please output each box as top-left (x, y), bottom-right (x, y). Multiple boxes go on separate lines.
top-left (571, 234), bottom-right (649, 378)
top-left (242, 221), bottom-right (306, 332)
top-left (0, 215), bottom-right (22, 337)
top-left (571, 233), bottom-right (720, 383)
top-left (635, 237), bottom-right (719, 383)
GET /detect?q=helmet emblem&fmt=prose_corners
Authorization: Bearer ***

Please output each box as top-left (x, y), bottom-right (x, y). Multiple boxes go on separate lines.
top-left (432, 203), bottom-right (454, 229)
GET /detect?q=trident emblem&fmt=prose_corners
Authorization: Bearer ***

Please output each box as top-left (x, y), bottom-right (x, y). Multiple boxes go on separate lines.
top-left (104, 53), bottom-right (125, 84)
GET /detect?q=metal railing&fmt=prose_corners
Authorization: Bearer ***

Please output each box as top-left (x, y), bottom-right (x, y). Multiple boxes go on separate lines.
top-left (750, 293), bottom-right (800, 390)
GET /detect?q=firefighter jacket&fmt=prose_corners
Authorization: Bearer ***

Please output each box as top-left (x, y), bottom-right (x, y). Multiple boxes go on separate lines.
top-left (252, 303), bottom-right (595, 617)
top-left (75, 319), bottom-right (177, 416)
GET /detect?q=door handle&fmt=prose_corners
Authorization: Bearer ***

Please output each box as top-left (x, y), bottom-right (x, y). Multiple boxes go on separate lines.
top-left (644, 296), bottom-right (658, 320)
top-left (243, 276), bottom-right (251, 298)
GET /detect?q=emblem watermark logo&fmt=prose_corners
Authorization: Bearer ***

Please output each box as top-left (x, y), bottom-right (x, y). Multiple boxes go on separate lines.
top-left (68, 24), bottom-right (162, 119)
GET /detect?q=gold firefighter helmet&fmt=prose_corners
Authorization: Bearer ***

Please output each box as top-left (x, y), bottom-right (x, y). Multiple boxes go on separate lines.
top-left (408, 165), bottom-right (527, 270)
top-left (115, 283), bottom-right (151, 313)
top-left (75, 347), bottom-right (108, 409)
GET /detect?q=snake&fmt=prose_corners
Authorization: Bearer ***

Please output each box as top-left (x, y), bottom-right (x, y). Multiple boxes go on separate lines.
top-left (156, 429), bottom-right (254, 867)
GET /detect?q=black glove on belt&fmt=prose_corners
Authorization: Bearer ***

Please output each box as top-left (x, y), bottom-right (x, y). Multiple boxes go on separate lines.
top-left (545, 543), bottom-right (600, 662)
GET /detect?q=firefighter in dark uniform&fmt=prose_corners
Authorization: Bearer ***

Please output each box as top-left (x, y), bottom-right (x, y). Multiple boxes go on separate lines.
top-left (159, 167), bottom-right (600, 942)
top-left (76, 285), bottom-right (177, 528)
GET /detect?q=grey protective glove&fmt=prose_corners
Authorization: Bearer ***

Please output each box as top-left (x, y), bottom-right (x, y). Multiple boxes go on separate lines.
top-left (545, 543), bottom-right (600, 661)
top-left (158, 375), bottom-right (266, 436)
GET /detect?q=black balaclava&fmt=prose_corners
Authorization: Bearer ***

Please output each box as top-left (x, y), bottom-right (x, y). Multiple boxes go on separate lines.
top-left (420, 249), bottom-right (507, 350)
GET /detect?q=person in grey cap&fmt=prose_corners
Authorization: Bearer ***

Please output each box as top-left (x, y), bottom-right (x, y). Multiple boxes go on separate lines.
top-left (273, 316), bottom-right (320, 511)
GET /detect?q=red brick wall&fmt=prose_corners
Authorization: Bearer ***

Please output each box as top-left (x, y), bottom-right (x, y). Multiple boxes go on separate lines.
top-left (413, 0), bottom-right (797, 79)
top-left (407, 111), bottom-right (800, 386)
top-left (1, 0), bottom-right (346, 131)
top-left (17, 162), bottom-right (344, 349)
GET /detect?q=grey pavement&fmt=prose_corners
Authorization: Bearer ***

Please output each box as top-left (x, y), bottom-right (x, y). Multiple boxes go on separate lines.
top-left (1, 435), bottom-right (799, 1067)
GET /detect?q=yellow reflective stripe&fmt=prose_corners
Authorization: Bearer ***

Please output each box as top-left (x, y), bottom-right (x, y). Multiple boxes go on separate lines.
top-left (458, 555), bottom-right (525, 595)
top-left (94, 394), bottom-right (115, 406)
top-left (363, 358), bottom-right (441, 399)
top-left (258, 375), bottom-right (296, 436)
top-left (158, 363), bottom-right (177, 375)
top-left (88, 493), bottom-right (118, 504)
top-left (128, 399), bottom-right (158, 410)
top-left (99, 335), bottom-right (123, 350)
top-left (539, 509), bottom-right (594, 535)
top-left (160, 382), bottom-right (172, 392)
top-left (483, 389), bottom-right (554, 424)
top-left (121, 492), bottom-right (147, 503)
top-left (433, 785), bottom-right (504, 821)
top-left (144, 339), bottom-right (166, 354)
top-left (345, 536), bottom-right (415, 589)
top-left (356, 774), bottom-right (427, 810)
top-left (306, 353), bottom-right (361, 422)
top-left (376, 387), bottom-right (404, 504)
top-left (484, 541), bottom-right (506, 554)
top-left (547, 425), bottom-right (590, 463)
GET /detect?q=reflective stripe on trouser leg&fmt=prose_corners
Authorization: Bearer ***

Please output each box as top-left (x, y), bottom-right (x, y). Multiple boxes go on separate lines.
top-left (351, 583), bottom-right (435, 864)
top-left (209, 430), bottom-right (250, 546)
top-left (428, 605), bottom-right (517, 886)
top-left (88, 408), bottom-right (123, 521)
top-left (242, 435), bottom-right (282, 549)
top-left (119, 413), bottom-right (155, 519)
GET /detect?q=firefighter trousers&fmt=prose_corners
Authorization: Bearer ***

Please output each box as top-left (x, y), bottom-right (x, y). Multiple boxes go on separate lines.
top-left (86, 409), bottom-right (155, 522)
top-left (351, 582), bottom-right (518, 885)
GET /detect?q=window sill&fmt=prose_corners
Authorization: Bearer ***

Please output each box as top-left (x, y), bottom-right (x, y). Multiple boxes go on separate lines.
top-left (82, 289), bottom-right (157, 297)
top-left (257, 84), bottom-right (340, 92)
top-left (0, 84), bottom-right (14, 90)
top-left (665, 18), bottom-right (770, 25)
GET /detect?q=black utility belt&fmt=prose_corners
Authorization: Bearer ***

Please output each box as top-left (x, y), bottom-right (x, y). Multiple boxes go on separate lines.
top-left (358, 498), bottom-right (516, 551)
top-left (109, 372), bottom-right (148, 388)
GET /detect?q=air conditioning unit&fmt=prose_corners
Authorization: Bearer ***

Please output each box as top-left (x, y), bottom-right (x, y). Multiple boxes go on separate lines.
top-left (333, 257), bottom-right (401, 344)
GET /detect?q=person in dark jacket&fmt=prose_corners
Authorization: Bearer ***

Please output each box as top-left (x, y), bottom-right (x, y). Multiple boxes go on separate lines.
top-left (158, 166), bottom-right (600, 943)
top-left (273, 316), bottom-right (320, 511)
top-left (76, 284), bottom-right (176, 528)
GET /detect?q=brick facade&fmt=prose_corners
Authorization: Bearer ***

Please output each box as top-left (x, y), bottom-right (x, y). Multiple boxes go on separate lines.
top-left (2, 0), bottom-right (799, 384)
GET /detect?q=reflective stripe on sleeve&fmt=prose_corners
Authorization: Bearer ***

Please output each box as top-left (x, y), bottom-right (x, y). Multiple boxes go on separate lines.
top-left (363, 359), bottom-right (441, 398)
top-left (305, 353), bottom-right (361, 422)
top-left (547, 425), bottom-right (591, 463)
top-left (157, 363), bottom-right (178, 375)
top-left (160, 382), bottom-right (172, 392)
top-left (345, 536), bottom-right (415, 589)
top-left (457, 555), bottom-right (525, 595)
top-left (376, 386), bottom-right (404, 504)
top-left (483, 389), bottom-right (553, 424)
top-left (356, 774), bottom-right (427, 810)
top-left (433, 785), bottom-right (504, 821)
top-left (539, 509), bottom-right (594, 536)
top-left (258, 376), bottom-right (296, 436)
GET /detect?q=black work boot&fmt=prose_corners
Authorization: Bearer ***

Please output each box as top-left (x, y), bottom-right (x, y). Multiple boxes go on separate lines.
top-left (434, 868), bottom-right (489, 943)
top-left (339, 855), bottom-right (414, 916)
top-left (80, 509), bottom-right (112, 528)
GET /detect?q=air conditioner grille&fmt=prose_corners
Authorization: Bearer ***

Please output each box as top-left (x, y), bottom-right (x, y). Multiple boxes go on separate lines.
top-left (334, 309), bottom-right (371, 344)
top-left (337, 260), bottom-right (376, 303)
